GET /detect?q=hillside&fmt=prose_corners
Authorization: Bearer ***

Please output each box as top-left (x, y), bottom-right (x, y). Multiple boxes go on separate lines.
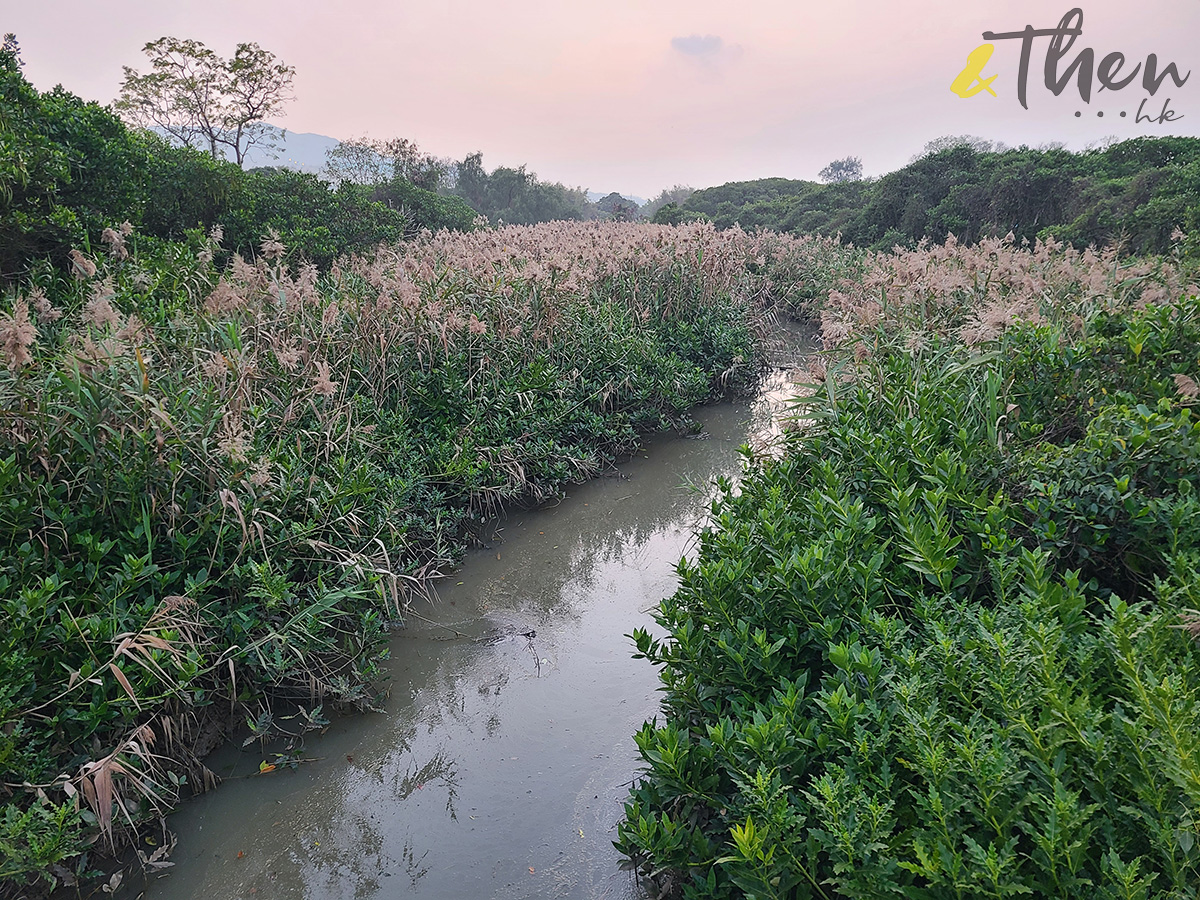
top-left (665, 137), bottom-right (1200, 254)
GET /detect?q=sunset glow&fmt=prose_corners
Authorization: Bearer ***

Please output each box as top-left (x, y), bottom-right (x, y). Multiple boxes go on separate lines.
top-left (11, 1), bottom-right (1200, 197)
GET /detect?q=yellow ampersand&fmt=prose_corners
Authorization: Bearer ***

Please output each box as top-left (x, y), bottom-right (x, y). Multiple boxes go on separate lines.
top-left (951, 43), bottom-right (998, 98)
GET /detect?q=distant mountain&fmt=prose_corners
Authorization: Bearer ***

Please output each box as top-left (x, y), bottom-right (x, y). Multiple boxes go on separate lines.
top-left (242, 128), bottom-right (340, 173)
top-left (152, 124), bottom-right (337, 174)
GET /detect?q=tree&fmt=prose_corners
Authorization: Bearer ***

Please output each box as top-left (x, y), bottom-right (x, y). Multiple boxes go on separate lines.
top-left (595, 191), bottom-right (638, 222)
top-left (323, 136), bottom-right (449, 191)
top-left (818, 156), bottom-right (863, 184)
top-left (650, 202), bottom-right (709, 226)
top-left (1, 33), bottom-right (152, 282)
top-left (323, 138), bottom-right (389, 186)
top-left (641, 184), bottom-right (695, 220)
top-left (453, 151), bottom-right (489, 212)
top-left (116, 37), bottom-right (294, 167)
top-left (447, 151), bottom-right (593, 225)
top-left (909, 135), bottom-right (1008, 163)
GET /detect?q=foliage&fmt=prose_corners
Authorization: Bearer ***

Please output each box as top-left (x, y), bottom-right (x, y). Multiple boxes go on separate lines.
top-left (642, 185), bottom-right (696, 221)
top-left (1, 34), bottom-right (72, 280)
top-left (617, 287), bottom-right (1200, 898)
top-left (910, 134), bottom-right (1011, 162)
top-left (0, 220), bottom-right (808, 893)
top-left (138, 135), bottom-right (242, 240)
top-left (0, 801), bottom-right (85, 887)
top-left (0, 37), bottom-right (152, 283)
top-left (370, 177), bottom-right (477, 235)
top-left (595, 191), bottom-right (640, 222)
top-left (680, 177), bottom-right (868, 236)
top-left (323, 136), bottom-right (449, 191)
top-left (678, 137), bottom-right (1200, 253)
top-left (652, 203), bottom-right (711, 227)
top-left (138, 152), bottom-right (466, 265)
top-left (115, 37), bottom-right (295, 167)
top-left (0, 44), bottom-right (468, 284)
top-left (817, 156), bottom-right (862, 184)
top-left (218, 168), bottom-right (415, 267)
top-left (450, 151), bottom-right (594, 225)
top-left (1003, 303), bottom-right (1200, 595)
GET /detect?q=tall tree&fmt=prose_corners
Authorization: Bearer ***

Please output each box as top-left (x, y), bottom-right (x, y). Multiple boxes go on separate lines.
top-left (818, 156), bottom-right (863, 184)
top-left (116, 37), bottom-right (294, 167)
top-left (453, 151), bottom-right (489, 212)
top-left (324, 136), bottom-right (449, 191)
top-left (642, 185), bottom-right (695, 220)
top-left (595, 191), bottom-right (638, 221)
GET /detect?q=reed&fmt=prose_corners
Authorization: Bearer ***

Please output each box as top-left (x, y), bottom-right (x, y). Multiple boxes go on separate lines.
top-left (0, 220), bottom-right (829, 892)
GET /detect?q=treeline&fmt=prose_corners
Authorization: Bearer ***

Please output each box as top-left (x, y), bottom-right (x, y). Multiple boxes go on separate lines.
top-left (451, 151), bottom-right (594, 224)
top-left (0, 39), bottom-right (468, 280)
top-left (322, 137), bottom-right (612, 226)
top-left (0, 38), bottom-right (639, 285)
top-left (660, 138), bottom-right (1200, 253)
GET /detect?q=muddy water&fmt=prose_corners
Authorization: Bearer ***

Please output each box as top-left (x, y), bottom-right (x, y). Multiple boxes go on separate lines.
top-left (140, 375), bottom-right (801, 900)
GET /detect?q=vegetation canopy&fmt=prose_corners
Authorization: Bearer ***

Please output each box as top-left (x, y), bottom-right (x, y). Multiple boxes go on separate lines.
top-left (617, 234), bottom-right (1200, 900)
top-left (673, 137), bottom-right (1200, 255)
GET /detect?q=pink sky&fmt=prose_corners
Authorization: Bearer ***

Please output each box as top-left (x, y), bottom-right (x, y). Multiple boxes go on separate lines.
top-left (8, 1), bottom-right (1199, 197)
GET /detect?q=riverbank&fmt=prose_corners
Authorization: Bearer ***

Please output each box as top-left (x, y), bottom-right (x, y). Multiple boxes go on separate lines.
top-left (617, 240), bottom-right (1200, 898)
top-left (0, 222), bottom-right (846, 895)
top-left (134, 387), bottom-right (794, 900)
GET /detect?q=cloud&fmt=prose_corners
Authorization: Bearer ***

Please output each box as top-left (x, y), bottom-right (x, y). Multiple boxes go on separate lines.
top-left (670, 34), bottom-right (726, 59)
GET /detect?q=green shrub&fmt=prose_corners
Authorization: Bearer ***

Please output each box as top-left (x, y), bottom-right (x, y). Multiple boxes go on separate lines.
top-left (0, 801), bottom-right (85, 888)
top-left (652, 203), bottom-right (711, 226)
top-left (618, 306), bottom-right (1200, 898)
top-left (1, 37), bottom-right (147, 282)
top-left (217, 169), bottom-right (414, 267)
top-left (140, 138), bottom-right (241, 240)
top-left (372, 177), bottom-right (477, 233)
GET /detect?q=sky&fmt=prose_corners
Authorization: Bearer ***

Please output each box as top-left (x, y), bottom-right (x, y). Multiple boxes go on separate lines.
top-left (7, 1), bottom-right (1200, 198)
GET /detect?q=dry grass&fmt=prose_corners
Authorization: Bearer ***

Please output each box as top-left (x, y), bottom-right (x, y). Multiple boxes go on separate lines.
top-left (815, 233), bottom-right (1190, 351)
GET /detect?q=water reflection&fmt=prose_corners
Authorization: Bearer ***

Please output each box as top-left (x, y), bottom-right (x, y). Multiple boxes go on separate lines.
top-left (140, 366), bottom-right (807, 900)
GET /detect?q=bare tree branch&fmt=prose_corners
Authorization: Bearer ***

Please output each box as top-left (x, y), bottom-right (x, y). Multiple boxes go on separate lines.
top-left (115, 37), bottom-right (294, 167)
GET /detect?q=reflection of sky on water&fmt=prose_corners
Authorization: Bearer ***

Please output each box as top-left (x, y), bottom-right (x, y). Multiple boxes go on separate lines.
top-left (141, 358), bottom-right (809, 900)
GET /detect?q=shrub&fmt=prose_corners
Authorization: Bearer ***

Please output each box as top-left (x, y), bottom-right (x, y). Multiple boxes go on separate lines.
top-left (372, 177), bottom-right (479, 233)
top-left (618, 300), bottom-right (1200, 898)
top-left (0, 38), bottom-right (148, 283)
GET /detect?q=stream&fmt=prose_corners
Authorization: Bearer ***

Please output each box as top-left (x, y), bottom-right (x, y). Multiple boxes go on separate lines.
top-left (137, 366), bottom-right (804, 900)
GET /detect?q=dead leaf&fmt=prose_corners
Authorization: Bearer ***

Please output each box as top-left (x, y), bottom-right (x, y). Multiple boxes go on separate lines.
top-left (109, 663), bottom-right (142, 710)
